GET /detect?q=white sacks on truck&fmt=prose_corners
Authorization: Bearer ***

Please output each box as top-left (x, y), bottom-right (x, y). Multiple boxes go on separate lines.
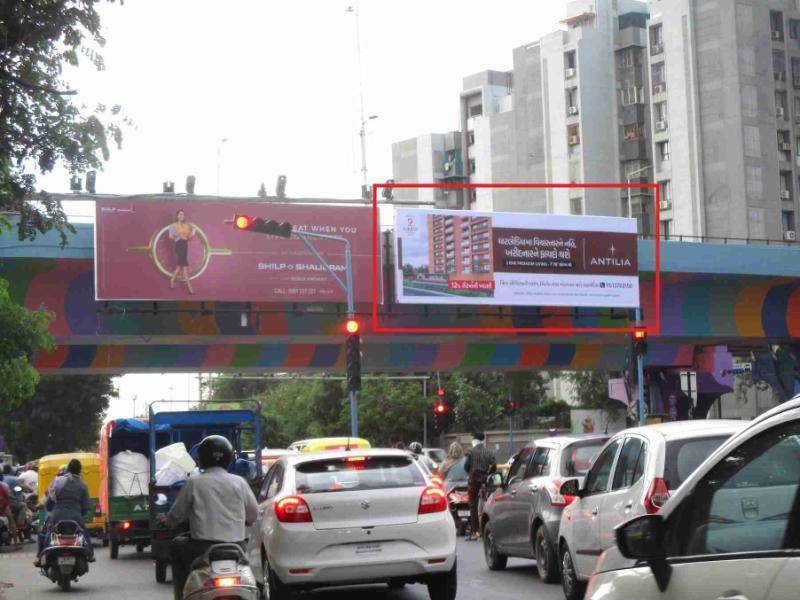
top-left (154, 442), bottom-right (197, 486)
top-left (109, 450), bottom-right (149, 497)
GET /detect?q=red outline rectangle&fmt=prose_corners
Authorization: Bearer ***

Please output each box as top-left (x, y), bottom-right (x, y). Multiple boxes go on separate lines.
top-left (371, 182), bottom-right (660, 335)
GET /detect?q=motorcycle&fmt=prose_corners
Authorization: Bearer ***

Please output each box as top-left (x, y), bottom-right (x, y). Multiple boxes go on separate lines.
top-left (39, 520), bottom-right (90, 591)
top-left (447, 485), bottom-right (471, 536)
top-left (0, 513), bottom-right (11, 547)
top-left (182, 541), bottom-right (259, 600)
top-left (13, 487), bottom-right (37, 541)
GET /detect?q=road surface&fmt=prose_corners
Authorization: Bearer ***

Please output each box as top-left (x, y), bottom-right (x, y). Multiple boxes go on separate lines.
top-left (0, 538), bottom-right (563, 600)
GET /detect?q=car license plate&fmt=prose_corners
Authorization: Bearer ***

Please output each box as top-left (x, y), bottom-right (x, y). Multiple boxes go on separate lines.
top-left (57, 556), bottom-right (76, 566)
top-left (457, 510), bottom-right (470, 518)
top-left (355, 543), bottom-right (382, 555)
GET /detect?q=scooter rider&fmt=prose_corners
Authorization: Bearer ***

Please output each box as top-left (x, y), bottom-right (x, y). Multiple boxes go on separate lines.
top-left (165, 435), bottom-right (258, 600)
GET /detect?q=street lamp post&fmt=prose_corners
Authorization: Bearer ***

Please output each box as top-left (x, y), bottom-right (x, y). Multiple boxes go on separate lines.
top-left (216, 137), bottom-right (228, 196)
top-left (347, 5), bottom-right (376, 196)
top-left (359, 115), bottom-right (378, 195)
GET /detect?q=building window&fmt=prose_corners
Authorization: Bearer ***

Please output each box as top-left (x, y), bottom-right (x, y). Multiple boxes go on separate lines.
top-left (564, 50), bottom-right (576, 72)
top-left (651, 62), bottom-right (666, 93)
top-left (792, 57), bottom-right (800, 88)
top-left (658, 140), bottom-right (670, 161)
top-left (660, 219), bottom-right (673, 240)
top-left (650, 24), bottom-right (663, 54)
top-left (566, 87), bottom-right (579, 114)
top-left (780, 170), bottom-right (793, 199)
top-left (620, 86), bottom-right (644, 106)
top-left (568, 123), bottom-right (580, 145)
top-left (654, 101), bottom-right (667, 122)
top-left (570, 197), bottom-right (583, 215)
top-left (774, 50), bottom-right (786, 81)
top-left (782, 210), bottom-right (795, 234)
top-left (659, 180), bottom-right (672, 203)
top-left (771, 10), bottom-right (785, 41)
top-left (468, 158), bottom-right (476, 174)
top-left (776, 90), bottom-right (788, 118)
top-left (746, 165), bottom-right (763, 198)
top-left (623, 123), bottom-right (643, 141)
top-left (469, 104), bottom-right (483, 118)
top-left (779, 130), bottom-right (792, 161)
top-left (741, 85), bottom-right (758, 118)
top-left (467, 130), bottom-right (475, 145)
top-left (619, 48), bottom-right (636, 68)
top-left (740, 47), bottom-right (756, 77)
top-left (743, 125), bottom-right (761, 158)
top-left (790, 19), bottom-right (800, 40)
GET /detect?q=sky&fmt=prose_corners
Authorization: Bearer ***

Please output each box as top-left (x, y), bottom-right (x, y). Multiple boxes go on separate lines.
top-left (35, 0), bottom-right (572, 419)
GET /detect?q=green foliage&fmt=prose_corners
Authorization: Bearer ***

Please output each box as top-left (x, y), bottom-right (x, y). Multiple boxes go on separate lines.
top-left (0, 375), bottom-right (117, 462)
top-left (348, 376), bottom-right (428, 447)
top-left (0, 0), bottom-right (127, 246)
top-left (0, 278), bottom-right (54, 410)
top-left (565, 371), bottom-right (614, 410)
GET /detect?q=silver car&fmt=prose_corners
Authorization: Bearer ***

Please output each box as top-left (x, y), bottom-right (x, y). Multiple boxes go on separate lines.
top-left (557, 420), bottom-right (747, 600)
top-left (481, 434), bottom-right (609, 583)
top-left (248, 449), bottom-right (457, 600)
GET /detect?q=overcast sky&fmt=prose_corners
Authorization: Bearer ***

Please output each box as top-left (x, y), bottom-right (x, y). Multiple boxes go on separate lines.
top-left (35, 0), bottom-right (572, 419)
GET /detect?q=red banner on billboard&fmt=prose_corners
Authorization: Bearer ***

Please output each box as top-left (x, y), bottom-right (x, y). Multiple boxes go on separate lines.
top-left (94, 200), bottom-right (372, 302)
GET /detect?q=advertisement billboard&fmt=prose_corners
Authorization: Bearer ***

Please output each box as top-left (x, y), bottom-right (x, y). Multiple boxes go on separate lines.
top-left (394, 208), bottom-right (639, 308)
top-left (95, 200), bottom-right (372, 302)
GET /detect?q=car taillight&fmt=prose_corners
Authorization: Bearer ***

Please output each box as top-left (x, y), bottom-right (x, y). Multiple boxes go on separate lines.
top-left (545, 481), bottom-right (576, 507)
top-left (121, 521), bottom-right (132, 531)
top-left (213, 577), bottom-right (240, 587)
top-left (275, 496), bottom-right (312, 523)
top-left (419, 486), bottom-right (447, 514)
top-left (644, 477), bottom-right (670, 514)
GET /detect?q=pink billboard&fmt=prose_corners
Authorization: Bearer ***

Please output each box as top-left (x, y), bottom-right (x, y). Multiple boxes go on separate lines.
top-left (94, 200), bottom-right (372, 302)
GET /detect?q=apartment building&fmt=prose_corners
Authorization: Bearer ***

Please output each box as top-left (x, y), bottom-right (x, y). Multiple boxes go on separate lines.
top-left (427, 214), bottom-right (493, 279)
top-left (390, 132), bottom-right (467, 207)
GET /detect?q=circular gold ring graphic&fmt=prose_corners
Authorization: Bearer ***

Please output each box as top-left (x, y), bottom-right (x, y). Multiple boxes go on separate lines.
top-left (127, 223), bottom-right (232, 281)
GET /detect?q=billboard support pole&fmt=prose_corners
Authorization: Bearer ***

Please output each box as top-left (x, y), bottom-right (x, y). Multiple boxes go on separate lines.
top-left (294, 230), bottom-right (359, 437)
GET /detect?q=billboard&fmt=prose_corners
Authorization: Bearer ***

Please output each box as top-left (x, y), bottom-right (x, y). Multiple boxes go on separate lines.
top-left (95, 200), bottom-right (372, 302)
top-left (394, 208), bottom-right (639, 308)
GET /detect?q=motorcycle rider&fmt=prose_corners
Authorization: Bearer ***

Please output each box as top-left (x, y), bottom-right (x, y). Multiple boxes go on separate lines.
top-left (34, 459), bottom-right (94, 566)
top-left (18, 462), bottom-right (38, 490)
top-left (0, 465), bottom-right (22, 549)
top-left (408, 442), bottom-right (436, 472)
top-left (2, 464), bottom-right (29, 545)
top-left (165, 435), bottom-right (258, 600)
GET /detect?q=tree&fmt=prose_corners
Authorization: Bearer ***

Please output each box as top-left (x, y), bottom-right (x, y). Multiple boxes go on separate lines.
top-left (565, 371), bottom-right (615, 410)
top-left (0, 375), bottom-right (117, 462)
top-left (347, 376), bottom-right (428, 446)
top-left (0, 277), bottom-right (53, 410)
top-left (0, 0), bottom-right (126, 245)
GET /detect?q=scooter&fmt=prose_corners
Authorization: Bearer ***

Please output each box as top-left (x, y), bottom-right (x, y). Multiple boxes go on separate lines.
top-left (13, 487), bottom-right (37, 541)
top-left (39, 520), bottom-right (90, 591)
top-left (447, 485), bottom-right (471, 536)
top-left (0, 514), bottom-right (11, 547)
top-left (182, 542), bottom-right (259, 600)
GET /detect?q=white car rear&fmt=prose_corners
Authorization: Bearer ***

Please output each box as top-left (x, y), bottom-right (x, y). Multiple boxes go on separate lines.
top-left (248, 449), bottom-right (457, 600)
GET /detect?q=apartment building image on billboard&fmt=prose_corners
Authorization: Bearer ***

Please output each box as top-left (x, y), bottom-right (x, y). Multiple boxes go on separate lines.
top-left (400, 214), bottom-right (495, 299)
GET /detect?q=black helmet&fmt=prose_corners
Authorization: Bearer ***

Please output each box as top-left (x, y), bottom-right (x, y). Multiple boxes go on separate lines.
top-left (197, 435), bottom-right (234, 470)
top-left (408, 442), bottom-right (423, 455)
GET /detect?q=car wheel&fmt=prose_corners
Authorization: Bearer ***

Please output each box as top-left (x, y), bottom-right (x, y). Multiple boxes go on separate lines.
top-left (482, 522), bottom-right (507, 571)
top-left (534, 525), bottom-right (559, 584)
top-left (263, 556), bottom-right (292, 600)
top-left (388, 578), bottom-right (406, 590)
top-left (560, 543), bottom-right (586, 600)
top-left (110, 537), bottom-right (119, 560)
top-left (427, 559), bottom-right (457, 600)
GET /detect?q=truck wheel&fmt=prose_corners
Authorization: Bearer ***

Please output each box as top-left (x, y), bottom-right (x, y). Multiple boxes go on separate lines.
top-left (110, 537), bottom-right (119, 559)
top-left (155, 559), bottom-right (168, 583)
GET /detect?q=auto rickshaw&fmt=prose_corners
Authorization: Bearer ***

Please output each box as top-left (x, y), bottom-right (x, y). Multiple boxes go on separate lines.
top-left (38, 453), bottom-right (107, 544)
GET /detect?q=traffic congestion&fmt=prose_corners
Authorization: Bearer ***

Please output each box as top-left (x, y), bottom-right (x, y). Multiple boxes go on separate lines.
top-left (1, 398), bottom-right (799, 599)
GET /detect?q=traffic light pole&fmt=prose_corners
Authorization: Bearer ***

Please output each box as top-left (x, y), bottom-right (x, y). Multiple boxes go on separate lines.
top-left (293, 231), bottom-right (359, 437)
top-left (636, 308), bottom-right (646, 426)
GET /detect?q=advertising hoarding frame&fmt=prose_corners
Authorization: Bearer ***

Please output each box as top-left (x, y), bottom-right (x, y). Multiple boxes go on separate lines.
top-left (371, 182), bottom-right (661, 336)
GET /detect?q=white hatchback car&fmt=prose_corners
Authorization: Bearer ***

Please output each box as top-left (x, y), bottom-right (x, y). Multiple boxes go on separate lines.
top-left (248, 449), bottom-right (457, 600)
top-left (587, 398), bottom-right (800, 600)
top-left (557, 419), bottom-right (746, 600)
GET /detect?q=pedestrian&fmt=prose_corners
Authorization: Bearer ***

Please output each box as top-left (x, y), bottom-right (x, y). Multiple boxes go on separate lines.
top-left (438, 442), bottom-right (465, 478)
top-left (464, 432), bottom-right (496, 541)
top-left (408, 442), bottom-right (436, 472)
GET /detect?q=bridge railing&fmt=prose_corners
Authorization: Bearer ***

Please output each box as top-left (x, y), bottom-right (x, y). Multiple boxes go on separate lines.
top-left (638, 233), bottom-right (800, 247)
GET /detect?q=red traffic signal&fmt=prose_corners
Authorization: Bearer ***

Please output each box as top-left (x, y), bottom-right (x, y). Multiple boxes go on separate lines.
top-left (234, 214), bottom-right (254, 230)
top-left (633, 327), bottom-right (647, 340)
top-left (345, 319), bottom-right (359, 334)
top-left (436, 388), bottom-right (445, 397)
top-left (434, 401), bottom-right (447, 414)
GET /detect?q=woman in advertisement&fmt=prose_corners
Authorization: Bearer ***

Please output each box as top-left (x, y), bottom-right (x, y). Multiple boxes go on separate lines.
top-left (169, 209), bottom-right (196, 294)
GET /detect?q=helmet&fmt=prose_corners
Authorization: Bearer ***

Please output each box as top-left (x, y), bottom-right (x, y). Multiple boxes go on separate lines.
top-left (197, 435), bottom-right (234, 470)
top-left (408, 442), bottom-right (423, 455)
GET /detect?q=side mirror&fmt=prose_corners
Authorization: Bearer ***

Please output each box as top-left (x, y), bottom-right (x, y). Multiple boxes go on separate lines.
top-left (559, 478), bottom-right (580, 498)
top-left (487, 472), bottom-right (503, 490)
top-left (615, 514), bottom-right (672, 591)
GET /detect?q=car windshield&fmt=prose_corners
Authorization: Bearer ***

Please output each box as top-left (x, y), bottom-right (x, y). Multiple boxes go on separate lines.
top-left (427, 449), bottom-right (446, 463)
top-left (294, 455), bottom-right (426, 494)
top-left (444, 457), bottom-right (468, 482)
top-left (560, 439), bottom-right (607, 477)
top-left (664, 434), bottom-right (731, 489)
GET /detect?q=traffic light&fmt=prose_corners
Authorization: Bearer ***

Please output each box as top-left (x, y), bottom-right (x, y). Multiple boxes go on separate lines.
top-left (503, 398), bottom-right (518, 416)
top-left (232, 215), bottom-right (293, 238)
top-left (345, 330), bottom-right (361, 392)
top-left (633, 327), bottom-right (648, 356)
top-left (433, 397), bottom-right (450, 431)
